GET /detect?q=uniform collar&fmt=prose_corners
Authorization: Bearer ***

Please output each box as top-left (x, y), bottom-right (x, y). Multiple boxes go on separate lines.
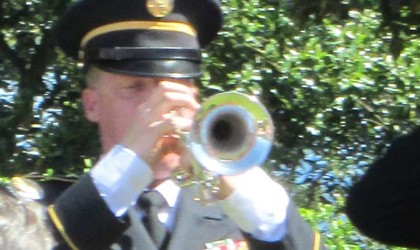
top-left (154, 179), bottom-right (180, 208)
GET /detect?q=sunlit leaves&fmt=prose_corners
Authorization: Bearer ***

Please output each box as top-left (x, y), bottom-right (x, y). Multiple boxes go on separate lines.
top-left (202, 1), bottom-right (419, 248)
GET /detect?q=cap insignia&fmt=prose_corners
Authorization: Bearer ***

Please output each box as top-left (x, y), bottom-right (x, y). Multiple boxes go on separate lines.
top-left (146, 0), bottom-right (174, 18)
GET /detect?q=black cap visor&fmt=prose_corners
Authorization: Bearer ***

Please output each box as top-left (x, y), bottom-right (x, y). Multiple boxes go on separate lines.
top-left (96, 59), bottom-right (202, 78)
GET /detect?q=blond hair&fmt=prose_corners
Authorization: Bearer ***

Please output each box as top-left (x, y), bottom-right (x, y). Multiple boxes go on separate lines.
top-left (0, 190), bottom-right (54, 249)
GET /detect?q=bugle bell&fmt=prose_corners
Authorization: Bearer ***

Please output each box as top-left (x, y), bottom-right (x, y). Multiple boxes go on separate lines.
top-left (174, 91), bottom-right (274, 202)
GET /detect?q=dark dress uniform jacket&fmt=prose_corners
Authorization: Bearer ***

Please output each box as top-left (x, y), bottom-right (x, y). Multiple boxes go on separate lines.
top-left (46, 175), bottom-right (325, 250)
top-left (346, 127), bottom-right (420, 248)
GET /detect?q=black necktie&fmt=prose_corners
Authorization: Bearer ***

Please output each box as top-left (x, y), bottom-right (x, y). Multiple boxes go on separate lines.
top-left (138, 191), bottom-right (168, 248)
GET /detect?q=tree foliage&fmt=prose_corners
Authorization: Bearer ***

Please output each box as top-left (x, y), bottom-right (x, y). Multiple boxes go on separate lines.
top-left (0, 0), bottom-right (419, 248)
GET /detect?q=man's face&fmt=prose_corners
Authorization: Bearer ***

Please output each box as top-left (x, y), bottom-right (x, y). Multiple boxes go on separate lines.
top-left (82, 67), bottom-right (199, 182)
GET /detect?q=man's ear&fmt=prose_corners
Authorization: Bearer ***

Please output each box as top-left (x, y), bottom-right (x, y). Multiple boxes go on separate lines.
top-left (82, 88), bottom-right (99, 122)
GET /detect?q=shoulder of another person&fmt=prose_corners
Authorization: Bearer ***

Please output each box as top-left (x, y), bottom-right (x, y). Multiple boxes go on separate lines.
top-left (11, 174), bottom-right (78, 205)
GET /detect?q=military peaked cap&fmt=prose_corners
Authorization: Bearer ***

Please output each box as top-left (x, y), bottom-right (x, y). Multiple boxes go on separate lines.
top-left (54, 0), bottom-right (222, 78)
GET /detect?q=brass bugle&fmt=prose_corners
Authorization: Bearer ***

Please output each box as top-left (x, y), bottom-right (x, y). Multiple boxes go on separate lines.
top-left (174, 91), bottom-right (275, 202)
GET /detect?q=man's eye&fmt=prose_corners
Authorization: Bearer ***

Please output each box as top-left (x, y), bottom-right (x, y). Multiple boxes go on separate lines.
top-left (124, 84), bottom-right (146, 93)
top-left (120, 84), bottom-right (150, 98)
top-left (129, 84), bottom-right (144, 90)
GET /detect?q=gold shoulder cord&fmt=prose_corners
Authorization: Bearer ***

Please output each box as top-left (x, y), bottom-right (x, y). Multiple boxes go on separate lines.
top-left (48, 205), bottom-right (80, 250)
top-left (313, 231), bottom-right (321, 250)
